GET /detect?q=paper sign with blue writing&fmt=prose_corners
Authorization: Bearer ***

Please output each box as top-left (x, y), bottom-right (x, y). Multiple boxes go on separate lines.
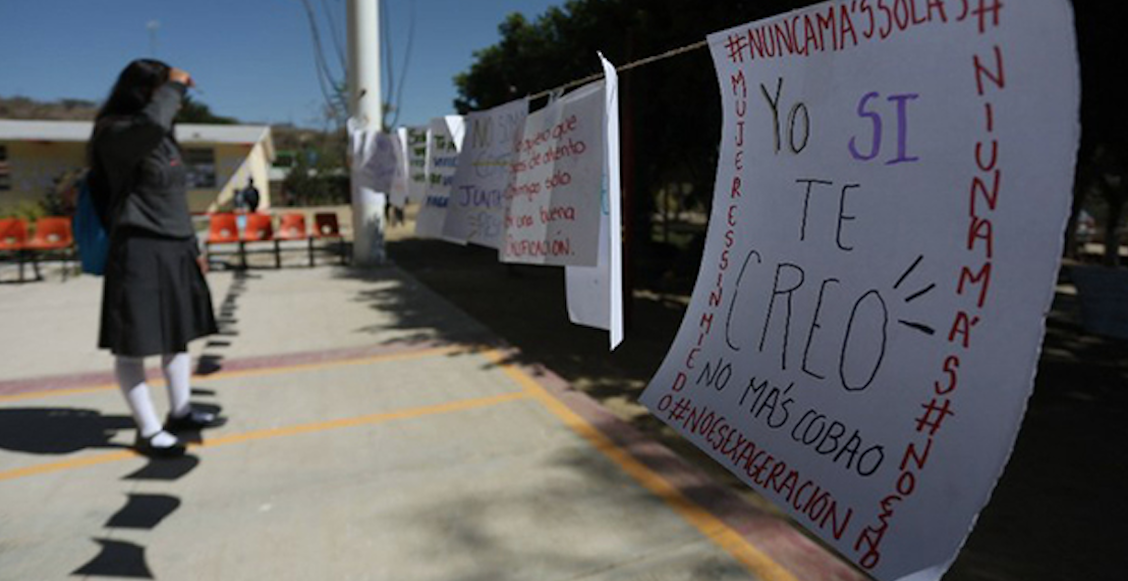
top-left (565, 53), bottom-right (623, 349)
top-left (501, 82), bottom-right (603, 266)
top-left (415, 115), bottom-right (465, 240)
top-left (638, 2), bottom-right (1079, 580)
top-left (404, 125), bottom-right (429, 203)
top-left (442, 98), bottom-right (529, 248)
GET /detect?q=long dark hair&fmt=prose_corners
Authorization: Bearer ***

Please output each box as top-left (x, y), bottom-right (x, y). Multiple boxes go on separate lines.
top-left (88, 59), bottom-right (171, 160)
top-left (85, 59), bottom-right (172, 225)
top-left (95, 59), bottom-right (171, 122)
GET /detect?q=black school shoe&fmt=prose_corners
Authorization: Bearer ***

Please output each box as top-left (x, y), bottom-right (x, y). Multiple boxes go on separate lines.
top-left (135, 431), bottom-right (187, 458)
top-left (165, 408), bottom-right (225, 433)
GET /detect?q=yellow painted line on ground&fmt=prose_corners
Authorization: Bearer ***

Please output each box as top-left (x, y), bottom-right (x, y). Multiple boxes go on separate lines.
top-left (195, 390), bottom-right (528, 449)
top-left (0, 384), bottom-right (118, 404)
top-left (197, 345), bottom-right (473, 385)
top-left (0, 344), bottom-right (471, 404)
top-left (0, 390), bottom-right (528, 483)
top-left (0, 450), bottom-right (140, 483)
top-left (5, 345), bottom-right (800, 581)
top-left (482, 349), bottom-right (803, 581)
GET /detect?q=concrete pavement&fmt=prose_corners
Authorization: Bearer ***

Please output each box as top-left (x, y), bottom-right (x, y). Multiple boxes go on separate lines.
top-left (0, 262), bottom-right (859, 580)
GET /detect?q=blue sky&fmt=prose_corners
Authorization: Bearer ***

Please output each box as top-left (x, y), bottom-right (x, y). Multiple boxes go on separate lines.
top-left (0, 0), bottom-right (562, 128)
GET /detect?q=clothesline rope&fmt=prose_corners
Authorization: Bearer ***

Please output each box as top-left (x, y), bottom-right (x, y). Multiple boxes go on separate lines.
top-left (527, 39), bottom-right (709, 101)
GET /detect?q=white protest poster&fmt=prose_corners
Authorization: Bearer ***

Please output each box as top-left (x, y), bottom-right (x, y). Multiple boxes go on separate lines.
top-left (446, 115), bottom-right (466, 153)
top-left (501, 83), bottom-right (603, 266)
top-left (346, 122), bottom-right (393, 263)
top-left (442, 98), bottom-right (529, 247)
top-left (414, 115), bottom-right (465, 239)
top-left (405, 125), bottom-right (429, 202)
top-left (565, 53), bottom-right (623, 350)
top-left (638, 2), bottom-right (1079, 580)
top-left (354, 129), bottom-right (398, 193)
top-left (388, 127), bottom-right (409, 209)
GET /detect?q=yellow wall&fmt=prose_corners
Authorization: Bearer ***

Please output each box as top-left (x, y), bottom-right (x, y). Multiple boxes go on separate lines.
top-left (198, 141), bottom-right (272, 213)
top-left (0, 140), bottom-right (86, 213)
top-left (1, 139), bottom-right (271, 216)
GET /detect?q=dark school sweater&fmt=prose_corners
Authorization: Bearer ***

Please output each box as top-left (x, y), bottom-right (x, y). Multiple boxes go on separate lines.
top-left (93, 82), bottom-right (194, 239)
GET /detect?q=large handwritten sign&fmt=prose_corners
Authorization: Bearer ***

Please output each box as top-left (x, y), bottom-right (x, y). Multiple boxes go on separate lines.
top-left (414, 116), bottom-right (464, 239)
top-left (501, 83), bottom-right (603, 266)
top-left (565, 54), bottom-right (623, 349)
top-left (405, 125), bottom-right (429, 202)
top-left (442, 98), bottom-right (529, 247)
top-left (639, 2), bottom-right (1079, 580)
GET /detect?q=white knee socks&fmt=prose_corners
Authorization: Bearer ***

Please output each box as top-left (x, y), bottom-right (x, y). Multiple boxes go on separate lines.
top-left (161, 352), bottom-right (192, 419)
top-left (116, 356), bottom-right (169, 444)
top-left (116, 354), bottom-right (191, 448)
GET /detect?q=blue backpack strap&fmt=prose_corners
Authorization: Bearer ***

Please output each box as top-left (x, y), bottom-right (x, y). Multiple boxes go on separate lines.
top-left (75, 174), bottom-right (110, 276)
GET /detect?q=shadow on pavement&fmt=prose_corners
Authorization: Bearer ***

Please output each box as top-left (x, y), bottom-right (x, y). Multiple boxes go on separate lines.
top-left (373, 426), bottom-right (787, 581)
top-left (197, 269), bottom-right (256, 376)
top-left (331, 262), bottom-right (498, 348)
top-left (0, 406), bottom-right (199, 578)
top-left (104, 493), bottom-right (181, 529)
top-left (369, 238), bottom-right (1128, 581)
top-left (72, 538), bottom-right (154, 579)
top-left (120, 454), bottom-right (200, 481)
top-left (0, 408), bottom-right (132, 454)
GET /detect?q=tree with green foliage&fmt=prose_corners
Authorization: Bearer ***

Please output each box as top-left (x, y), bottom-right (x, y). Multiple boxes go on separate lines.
top-left (280, 130), bottom-right (350, 207)
top-left (456, 0), bottom-right (1125, 271)
top-left (1069, 2), bottom-right (1127, 266)
top-left (454, 0), bottom-right (821, 284)
top-left (175, 95), bottom-right (238, 125)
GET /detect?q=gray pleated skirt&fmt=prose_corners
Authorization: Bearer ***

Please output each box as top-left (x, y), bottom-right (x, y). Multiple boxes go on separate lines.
top-left (99, 229), bottom-right (218, 356)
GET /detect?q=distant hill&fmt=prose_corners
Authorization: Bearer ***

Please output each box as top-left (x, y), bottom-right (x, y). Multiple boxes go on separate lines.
top-left (0, 96), bottom-right (98, 121)
top-left (0, 94), bottom-right (242, 126)
top-left (271, 124), bottom-right (344, 153)
top-left (1, 94), bottom-right (338, 156)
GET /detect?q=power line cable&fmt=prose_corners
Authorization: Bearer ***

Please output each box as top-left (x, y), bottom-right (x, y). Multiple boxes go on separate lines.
top-left (527, 39), bottom-right (708, 102)
top-left (389, 1), bottom-right (415, 128)
top-left (300, 0), bottom-right (337, 100)
top-left (300, 0), bottom-right (347, 126)
top-left (381, 0), bottom-right (395, 129)
top-left (320, 0), bottom-right (349, 72)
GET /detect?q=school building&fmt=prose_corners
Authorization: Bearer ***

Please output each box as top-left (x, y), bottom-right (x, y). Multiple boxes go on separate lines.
top-left (0, 119), bottom-right (275, 214)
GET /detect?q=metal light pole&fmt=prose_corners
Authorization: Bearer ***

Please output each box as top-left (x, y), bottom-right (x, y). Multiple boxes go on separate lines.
top-left (147, 20), bottom-right (160, 57)
top-left (347, 0), bottom-right (385, 264)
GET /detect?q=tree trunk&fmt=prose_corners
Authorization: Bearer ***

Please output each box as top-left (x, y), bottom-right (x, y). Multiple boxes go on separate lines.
top-left (1103, 195), bottom-right (1124, 267)
top-left (1064, 190), bottom-right (1086, 260)
top-left (1064, 160), bottom-right (1092, 259)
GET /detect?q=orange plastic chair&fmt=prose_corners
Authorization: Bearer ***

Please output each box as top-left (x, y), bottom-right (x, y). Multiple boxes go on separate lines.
top-left (205, 213), bottom-right (241, 269)
top-left (275, 212), bottom-right (313, 267)
top-left (312, 213), bottom-right (340, 238)
top-left (0, 218), bottom-right (29, 251)
top-left (242, 212), bottom-right (274, 242)
top-left (276, 213), bottom-right (308, 240)
top-left (26, 217), bottom-right (74, 250)
top-left (0, 218), bottom-right (32, 282)
top-left (242, 213), bottom-right (278, 268)
top-left (312, 212), bottom-right (347, 265)
top-left (207, 213), bottom-right (240, 244)
top-left (26, 217), bottom-right (76, 280)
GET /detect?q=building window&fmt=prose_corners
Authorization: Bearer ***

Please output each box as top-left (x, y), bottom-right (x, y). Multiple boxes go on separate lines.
top-left (0, 145), bottom-right (10, 191)
top-left (183, 147), bottom-right (216, 188)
